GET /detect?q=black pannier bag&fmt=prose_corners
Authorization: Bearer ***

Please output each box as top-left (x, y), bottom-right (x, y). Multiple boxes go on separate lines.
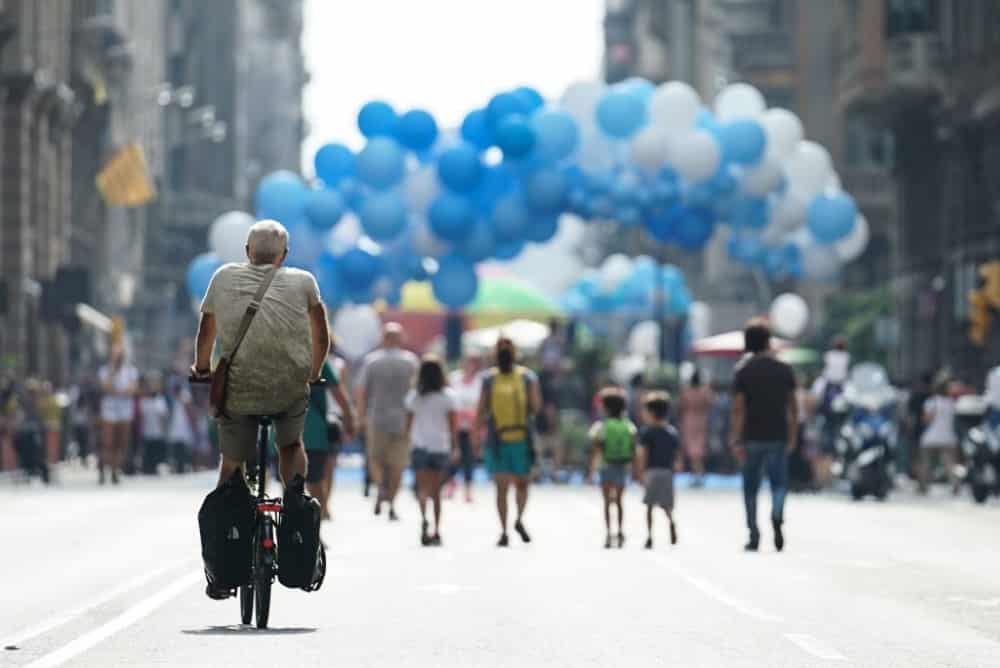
top-left (277, 488), bottom-right (325, 591)
top-left (198, 471), bottom-right (254, 590)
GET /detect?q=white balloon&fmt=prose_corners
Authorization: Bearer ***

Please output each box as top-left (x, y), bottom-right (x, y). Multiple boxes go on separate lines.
top-left (404, 165), bottom-right (440, 214)
top-left (576, 127), bottom-right (618, 175)
top-left (649, 81), bottom-right (701, 132)
top-left (630, 125), bottom-right (673, 173)
top-left (325, 213), bottom-right (362, 256)
top-left (600, 253), bottom-right (633, 293)
top-left (668, 129), bottom-right (722, 182)
top-left (714, 83), bottom-right (766, 122)
top-left (802, 243), bottom-right (841, 281)
top-left (835, 214), bottom-right (870, 262)
top-left (332, 304), bottom-right (382, 360)
top-left (741, 158), bottom-right (783, 196)
top-left (771, 191), bottom-right (809, 231)
top-left (762, 108), bottom-right (803, 160)
top-left (209, 211), bottom-right (255, 263)
top-left (561, 80), bottom-right (606, 125)
top-left (769, 293), bottom-right (810, 339)
top-left (627, 320), bottom-right (662, 357)
top-left (784, 141), bottom-right (833, 198)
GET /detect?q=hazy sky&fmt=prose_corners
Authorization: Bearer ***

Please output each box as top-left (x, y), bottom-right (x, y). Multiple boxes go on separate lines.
top-left (301, 0), bottom-right (604, 296)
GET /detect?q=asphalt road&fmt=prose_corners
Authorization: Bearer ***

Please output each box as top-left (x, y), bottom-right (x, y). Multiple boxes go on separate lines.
top-left (3, 467), bottom-right (1000, 667)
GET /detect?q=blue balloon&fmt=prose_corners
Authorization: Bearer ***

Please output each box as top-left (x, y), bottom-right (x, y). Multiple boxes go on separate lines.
top-left (524, 169), bottom-right (567, 213)
top-left (591, 195), bottom-right (615, 219)
top-left (720, 120), bottom-right (766, 165)
top-left (617, 206), bottom-right (642, 227)
top-left (617, 77), bottom-right (655, 103)
top-left (696, 108), bottom-right (723, 139)
top-left (495, 115), bottom-right (536, 158)
top-left (669, 286), bottom-right (693, 315)
top-left (338, 246), bottom-right (382, 292)
top-left (728, 234), bottom-right (766, 266)
top-left (647, 207), bottom-right (677, 243)
top-left (531, 110), bottom-right (580, 162)
top-left (355, 137), bottom-right (405, 189)
top-left (314, 143), bottom-right (354, 186)
top-left (255, 171), bottom-right (308, 222)
top-left (486, 92), bottom-right (528, 130)
top-left (314, 253), bottom-right (344, 306)
top-left (512, 86), bottom-right (545, 112)
top-left (730, 197), bottom-right (769, 230)
top-left (673, 208), bottom-right (715, 250)
top-left (360, 192), bottom-right (407, 242)
top-left (428, 193), bottom-right (475, 242)
top-left (337, 177), bottom-right (365, 212)
top-left (471, 164), bottom-right (517, 214)
top-left (808, 193), bottom-right (857, 243)
top-left (432, 255), bottom-right (479, 308)
top-left (459, 219), bottom-right (497, 261)
top-left (491, 193), bottom-right (529, 242)
top-left (358, 100), bottom-right (398, 138)
top-left (186, 252), bottom-right (223, 301)
top-left (304, 188), bottom-right (345, 231)
top-left (460, 109), bottom-right (493, 151)
top-left (595, 90), bottom-right (647, 139)
top-left (284, 219), bottom-right (323, 269)
top-left (396, 109), bottom-right (438, 152)
top-left (493, 239), bottom-right (525, 261)
top-left (525, 215), bottom-right (559, 243)
top-left (437, 144), bottom-right (483, 193)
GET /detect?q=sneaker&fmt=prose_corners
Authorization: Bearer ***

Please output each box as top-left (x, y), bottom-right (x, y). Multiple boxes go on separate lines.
top-left (744, 531), bottom-right (760, 552)
top-left (604, 535), bottom-right (612, 549)
top-left (773, 520), bottom-right (784, 552)
top-left (374, 499), bottom-right (382, 516)
top-left (514, 520), bottom-right (531, 543)
top-left (111, 472), bottom-right (120, 485)
top-left (421, 520), bottom-right (431, 546)
top-left (644, 537), bottom-right (653, 550)
top-left (497, 533), bottom-right (509, 547)
top-left (388, 507), bottom-right (400, 522)
top-left (98, 469), bottom-right (106, 485)
top-left (205, 583), bottom-right (233, 600)
top-left (670, 522), bottom-right (678, 545)
top-left (617, 533), bottom-right (625, 549)
top-left (430, 534), bottom-right (442, 547)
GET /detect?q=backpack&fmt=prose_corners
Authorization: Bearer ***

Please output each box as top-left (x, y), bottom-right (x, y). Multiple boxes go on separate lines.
top-left (485, 367), bottom-right (531, 443)
top-left (602, 418), bottom-right (634, 462)
top-left (198, 471), bottom-right (254, 590)
top-left (277, 486), bottom-right (325, 591)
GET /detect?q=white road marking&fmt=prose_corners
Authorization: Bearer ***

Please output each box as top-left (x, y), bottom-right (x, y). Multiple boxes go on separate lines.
top-left (23, 571), bottom-right (201, 668)
top-left (784, 633), bottom-right (848, 661)
top-left (651, 556), bottom-right (785, 623)
top-left (0, 559), bottom-right (192, 649)
top-left (947, 596), bottom-right (1000, 608)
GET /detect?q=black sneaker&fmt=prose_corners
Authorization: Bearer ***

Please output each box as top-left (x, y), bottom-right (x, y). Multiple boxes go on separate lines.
top-left (421, 520), bottom-right (430, 546)
top-left (388, 508), bottom-right (400, 522)
top-left (374, 499), bottom-right (382, 516)
top-left (514, 520), bottom-right (531, 543)
top-left (617, 533), bottom-right (625, 549)
top-left (773, 520), bottom-right (784, 552)
top-left (644, 537), bottom-right (653, 550)
top-left (670, 522), bottom-right (678, 545)
top-left (497, 533), bottom-right (509, 547)
top-left (605, 535), bottom-right (613, 549)
top-left (744, 531), bottom-right (760, 552)
top-left (205, 583), bottom-right (233, 600)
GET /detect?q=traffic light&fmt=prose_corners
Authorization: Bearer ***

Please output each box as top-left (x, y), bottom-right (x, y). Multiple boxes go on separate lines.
top-left (968, 288), bottom-right (992, 347)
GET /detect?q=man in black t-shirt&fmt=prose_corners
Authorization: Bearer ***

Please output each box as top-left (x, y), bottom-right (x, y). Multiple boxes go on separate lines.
top-left (730, 318), bottom-right (799, 552)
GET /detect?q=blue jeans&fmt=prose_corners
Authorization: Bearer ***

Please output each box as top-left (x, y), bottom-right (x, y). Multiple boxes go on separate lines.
top-left (742, 441), bottom-right (788, 535)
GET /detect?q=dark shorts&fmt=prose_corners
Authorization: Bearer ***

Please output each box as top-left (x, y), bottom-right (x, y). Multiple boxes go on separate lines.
top-left (600, 462), bottom-right (629, 487)
top-left (412, 448), bottom-right (449, 472)
top-left (306, 449), bottom-right (329, 483)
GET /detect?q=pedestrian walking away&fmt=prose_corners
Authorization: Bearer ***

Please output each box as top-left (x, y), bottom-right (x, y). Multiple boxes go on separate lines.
top-left (637, 391), bottom-right (681, 549)
top-left (478, 337), bottom-right (541, 547)
top-left (98, 346), bottom-right (139, 485)
top-left (355, 322), bottom-right (419, 522)
top-left (445, 355), bottom-right (482, 503)
top-left (406, 355), bottom-right (459, 546)
top-left (730, 318), bottom-right (799, 553)
top-left (137, 374), bottom-right (169, 475)
top-left (679, 369), bottom-right (713, 485)
top-left (917, 380), bottom-right (959, 494)
top-left (588, 387), bottom-right (639, 549)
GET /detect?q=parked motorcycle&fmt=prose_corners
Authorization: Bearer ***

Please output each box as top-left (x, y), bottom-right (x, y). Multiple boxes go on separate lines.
top-left (957, 395), bottom-right (1000, 504)
top-left (836, 385), bottom-right (898, 501)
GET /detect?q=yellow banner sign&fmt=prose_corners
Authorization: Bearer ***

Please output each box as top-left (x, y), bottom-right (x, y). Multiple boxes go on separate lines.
top-left (96, 142), bottom-right (156, 208)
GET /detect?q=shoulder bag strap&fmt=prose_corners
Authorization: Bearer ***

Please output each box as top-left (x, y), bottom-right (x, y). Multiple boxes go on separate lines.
top-left (225, 267), bottom-right (278, 362)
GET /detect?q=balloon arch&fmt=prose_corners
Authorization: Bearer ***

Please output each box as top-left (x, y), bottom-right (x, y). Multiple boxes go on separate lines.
top-left (187, 78), bottom-right (868, 314)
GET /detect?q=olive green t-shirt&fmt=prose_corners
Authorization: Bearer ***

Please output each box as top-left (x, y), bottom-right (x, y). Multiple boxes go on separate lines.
top-left (201, 263), bottom-right (322, 416)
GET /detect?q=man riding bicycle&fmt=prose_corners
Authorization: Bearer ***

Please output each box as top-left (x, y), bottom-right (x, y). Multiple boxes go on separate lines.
top-left (192, 219), bottom-right (330, 505)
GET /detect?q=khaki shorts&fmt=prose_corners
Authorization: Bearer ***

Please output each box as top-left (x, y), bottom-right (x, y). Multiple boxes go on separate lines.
top-left (367, 428), bottom-right (410, 470)
top-left (217, 396), bottom-right (309, 462)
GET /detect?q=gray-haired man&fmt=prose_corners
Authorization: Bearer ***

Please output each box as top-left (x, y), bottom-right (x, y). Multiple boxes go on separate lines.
top-left (193, 220), bottom-right (330, 490)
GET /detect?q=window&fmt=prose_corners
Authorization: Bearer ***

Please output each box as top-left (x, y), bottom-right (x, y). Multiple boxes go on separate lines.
top-left (887, 0), bottom-right (939, 37)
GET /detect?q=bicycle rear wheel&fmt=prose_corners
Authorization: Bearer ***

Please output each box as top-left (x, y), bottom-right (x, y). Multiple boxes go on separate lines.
top-left (255, 577), bottom-right (271, 629)
top-left (239, 583), bottom-right (253, 625)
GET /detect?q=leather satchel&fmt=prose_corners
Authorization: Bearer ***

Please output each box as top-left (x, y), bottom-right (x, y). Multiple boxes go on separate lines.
top-left (209, 267), bottom-right (278, 418)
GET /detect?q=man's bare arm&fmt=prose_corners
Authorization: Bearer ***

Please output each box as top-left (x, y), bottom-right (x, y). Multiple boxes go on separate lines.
top-left (193, 313), bottom-right (216, 374)
top-left (308, 303), bottom-right (330, 381)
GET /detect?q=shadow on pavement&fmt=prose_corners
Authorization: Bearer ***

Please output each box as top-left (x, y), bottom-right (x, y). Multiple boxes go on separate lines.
top-left (182, 626), bottom-right (317, 636)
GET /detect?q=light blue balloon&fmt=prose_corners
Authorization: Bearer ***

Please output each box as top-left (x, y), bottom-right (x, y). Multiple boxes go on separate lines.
top-left (396, 109), bottom-right (438, 152)
top-left (531, 109), bottom-right (579, 161)
top-left (255, 170), bottom-right (308, 222)
top-left (186, 252), bottom-right (223, 301)
top-left (673, 208), bottom-right (715, 250)
top-left (437, 143), bottom-right (483, 193)
top-left (524, 168), bottom-right (567, 213)
top-left (493, 239), bottom-right (525, 261)
top-left (513, 86), bottom-right (545, 112)
top-left (460, 109), bottom-right (493, 151)
top-left (459, 219), bottom-right (497, 261)
top-left (432, 255), bottom-right (479, 308)
top-left (495, 115), bottom-right (536, 159)
top-left (359, 191), bottom-right (407, 242)
top-left (338, 246), bottom-right (383, 292)
top-left (358, 100), bottom-right (398, 138)
top-left (617, 77), bottom-right (655, 103)
top-left (428, 193), bottom-right (475, 242)
top-left (284, 219), bottom-right (323, 269)
top-left (304, 188), bottom-right (345, 231)
top-left (729, 197), bottom-right (769, 230)
top-left (596, 90), bottom-right (647, 139)
top-left (314, 253), bottom-right (344, 307)
top-left (525, 215), bottom-right (559, 243)
top-left (720, 120), bottom-right (766, 165)
top-left (807, 192), bottom-right (857, 243)
top-left (491, 193), bottom-right (529, 242)
top-left (314, 144), bottom-right (354, 186)
top-left (486, 92), bottom-right (529, 130)
top-left (355, 137), bottom-right (405, 190)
